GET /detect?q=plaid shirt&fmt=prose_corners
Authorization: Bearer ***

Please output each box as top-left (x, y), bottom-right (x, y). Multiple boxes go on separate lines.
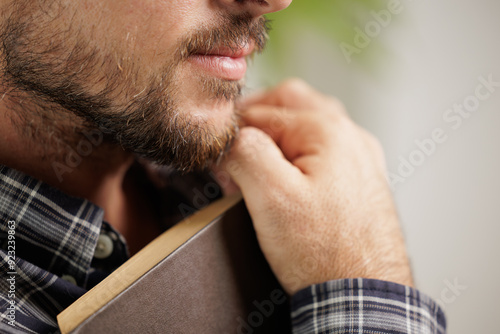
top-left (292, 279), bottom-right (446, 334)
top-left (0, 165), bottom-right (446, 333)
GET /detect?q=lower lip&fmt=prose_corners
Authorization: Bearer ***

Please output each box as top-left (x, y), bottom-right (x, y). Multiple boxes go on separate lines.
top-left (189, 55), bottom-right (247, 81)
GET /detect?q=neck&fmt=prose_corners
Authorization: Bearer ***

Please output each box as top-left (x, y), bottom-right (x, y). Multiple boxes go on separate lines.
top-left (0, 96), bottom-right (140, 239)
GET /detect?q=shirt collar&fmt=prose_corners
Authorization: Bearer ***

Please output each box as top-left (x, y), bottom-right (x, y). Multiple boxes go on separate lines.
top-left (0, 165), bottom-right (104, 286)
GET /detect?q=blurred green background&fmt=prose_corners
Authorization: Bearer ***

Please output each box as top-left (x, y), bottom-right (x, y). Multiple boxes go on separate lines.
top-left (259, 0), bottom-right (388, 83)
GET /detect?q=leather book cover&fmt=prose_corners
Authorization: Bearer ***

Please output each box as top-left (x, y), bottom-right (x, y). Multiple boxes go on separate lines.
top-left (57, 194), bottom-right (291, 334)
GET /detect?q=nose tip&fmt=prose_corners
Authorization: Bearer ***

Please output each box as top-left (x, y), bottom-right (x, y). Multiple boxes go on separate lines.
top-left (219, 0), bottom-right (293, 17)
top-left (265, 0), bottom-right (293, 14)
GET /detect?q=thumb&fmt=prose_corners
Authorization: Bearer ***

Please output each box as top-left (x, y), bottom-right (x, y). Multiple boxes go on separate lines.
top-left (221, 126), bottom-right (301, 198)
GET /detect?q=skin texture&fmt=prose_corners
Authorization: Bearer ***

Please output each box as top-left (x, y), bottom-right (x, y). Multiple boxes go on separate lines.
top-left (0, 0), bottom-right (284, 252)
top-left (0, 1), bottom-right (270, 172)
top-left (221, 79), bottom-right (413, 295)
top-left (0, 0), bottom-right (413, 294)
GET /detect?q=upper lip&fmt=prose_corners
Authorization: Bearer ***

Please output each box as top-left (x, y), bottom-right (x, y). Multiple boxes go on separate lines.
top-left (194, 42), bottom-right (255, 58)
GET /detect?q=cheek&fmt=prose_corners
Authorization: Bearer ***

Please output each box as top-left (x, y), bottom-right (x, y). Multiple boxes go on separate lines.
top-left (94, 0), bottom-right (202, 63)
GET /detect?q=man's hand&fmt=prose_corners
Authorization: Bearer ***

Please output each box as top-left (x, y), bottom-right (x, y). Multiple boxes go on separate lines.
top-left (221, 79), bottom-right (413, 296)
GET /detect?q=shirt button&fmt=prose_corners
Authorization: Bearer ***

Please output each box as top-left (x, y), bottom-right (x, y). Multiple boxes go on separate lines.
top-left (61, 275), bottom-right (77, 285)
top-left (94, 233), bottom-right (114, 259)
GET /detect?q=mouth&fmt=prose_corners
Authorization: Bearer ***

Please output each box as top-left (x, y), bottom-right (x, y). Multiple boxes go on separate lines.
top-left (188, 43), bottom-right (255, 81)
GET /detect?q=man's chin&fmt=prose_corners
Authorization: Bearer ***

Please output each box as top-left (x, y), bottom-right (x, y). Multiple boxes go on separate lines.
top-left (177, 88), bottom-right (240, 129)
top-left (187, 105), bottom-right (239, 140)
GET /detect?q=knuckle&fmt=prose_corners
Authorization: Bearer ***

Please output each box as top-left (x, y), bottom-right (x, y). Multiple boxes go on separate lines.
top-left (323, 109), bottom-right (350, 128)
top-left (365, 130), bottom-right (382, 148)
top-left (277, 78), bottom-right (311, 95)
top-left (238, 126), bottom-right (264, 141)
top-left (325, 96), bottom-right (347, 114)
top-left (237, 127), bottom-right (270, 149)
top-left (362, 130), bottom-right (386, 157)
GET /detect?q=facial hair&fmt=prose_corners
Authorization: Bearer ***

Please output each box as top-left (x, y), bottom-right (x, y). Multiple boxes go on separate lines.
top-left (0, 2), bottom-right (270, 172)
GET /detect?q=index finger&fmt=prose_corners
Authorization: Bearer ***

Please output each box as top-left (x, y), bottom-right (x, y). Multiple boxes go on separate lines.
top-left (238, 78), bottom-right (345, 115)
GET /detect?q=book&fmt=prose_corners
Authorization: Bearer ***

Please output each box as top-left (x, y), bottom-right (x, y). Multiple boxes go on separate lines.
top-left (57, 193), bottom-right (291, 333)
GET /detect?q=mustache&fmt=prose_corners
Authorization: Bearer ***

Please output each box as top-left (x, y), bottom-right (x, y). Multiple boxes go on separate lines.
top-left (178, 14), bottom-right (271, 60)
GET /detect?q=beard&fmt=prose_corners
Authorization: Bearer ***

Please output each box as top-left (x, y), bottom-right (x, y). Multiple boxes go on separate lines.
top-left (0, 2), bottom-right (269, 172)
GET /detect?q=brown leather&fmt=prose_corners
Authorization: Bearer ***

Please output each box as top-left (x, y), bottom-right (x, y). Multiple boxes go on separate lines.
top-left (70, 201), bottom-right (290, 333)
